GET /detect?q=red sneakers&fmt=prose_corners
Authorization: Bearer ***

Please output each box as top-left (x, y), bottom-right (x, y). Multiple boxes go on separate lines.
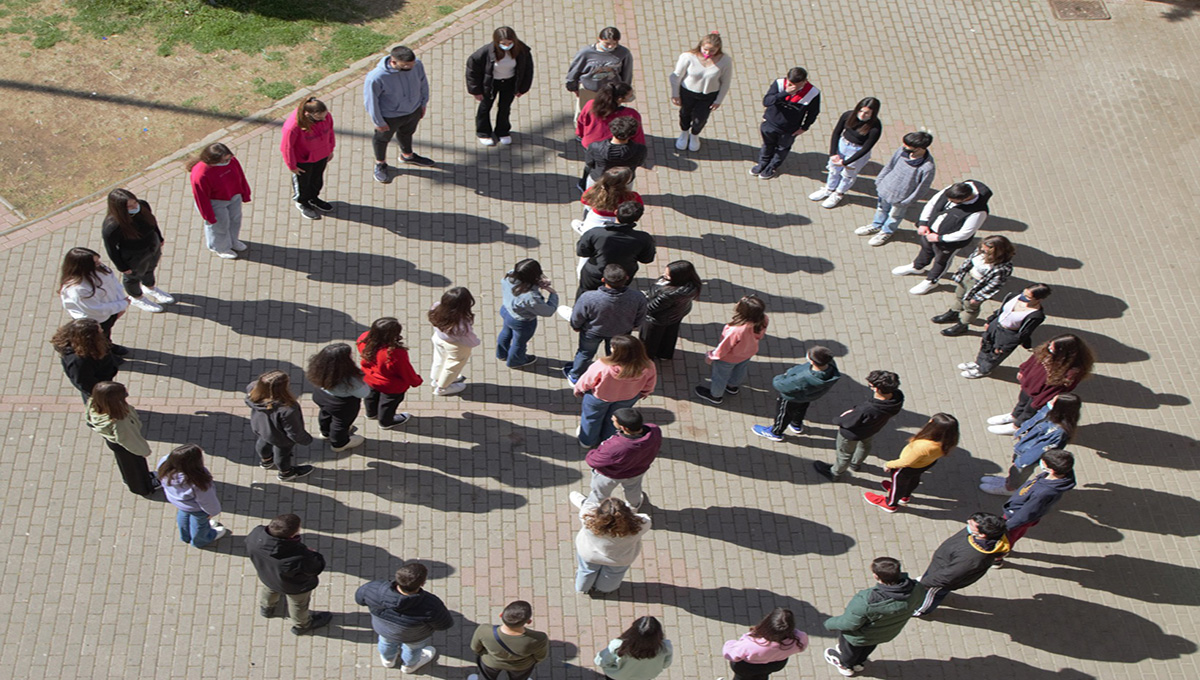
top-left (879, 480), bottom-right (910, 505)
top-left (864, 492), bottom-right (899, 513)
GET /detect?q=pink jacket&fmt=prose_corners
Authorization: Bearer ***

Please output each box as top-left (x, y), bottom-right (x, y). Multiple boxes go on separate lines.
top-left (190, 158), bottom-right (252, 224)
top-left (280, 111), bottom-right (336, 171)
top-left (575, 102), bottom-right (647, 149)
top-left (707, 318), bottom-right (769, 364)
top-left (722, 630), bottom-right (809, 664)
top-left (575, 361), bottom-right (657, 402)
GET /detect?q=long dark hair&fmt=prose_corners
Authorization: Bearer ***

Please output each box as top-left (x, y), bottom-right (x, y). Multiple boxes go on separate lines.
top-left (492, 26), bottom-right (527, 59)
top-left (730, 295), bottom-right (767, 333)
top-left (911, 413), bottom-right (960, 453)
top-left (306, 343), bottom-right (364, 391)
top-left (581, 167), bottom-right (635, 211)
top-left (51, 319), bottom-right (110, 360)
top-left (186, 142), bottom-right (233, 171)
top-left (89, 381), bottom-right (131, 421)
top-left (106, 188), bottom-right (155, 240)
top-left (847, 96), bottom-right (881, 134)
top-left (1034, 334), bottom-right (1095, 386)
top-left (157, 444), bottom-right (214, 491)
top-left (662, 260), bottom-right (702, 293)
top-left (295, 97), bottom-right (328, 131)
top-left (428, 287), bottom-right (476, 333)
top-left (362, 317), bottom-right (407, 363)
top-left (58, 247), bottom-right (111, 296)
top-left (615, 616), bottom-right (666, 660)
top-left (247, 370), bottom-right (299, 408)
top-left (747, 608), bottom-right (804, 648)
top-left (601, 335), bottom-right (653, 379)
top-left (592, 81), bottom-right (632, 120)
top-left (1046, 393), bottom-right (1082, 442)
top-left (506, 259), bottom-right (544, 296)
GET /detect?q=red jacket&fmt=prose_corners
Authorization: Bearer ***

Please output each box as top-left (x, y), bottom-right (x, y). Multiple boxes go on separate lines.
top-left (280, 111), bottom-right (336, 171)
top-left (190, 158), bottom-right (252, 224)
top-left (357, 333), bottom-right (423, 394)
top-left (575, 102), bottom-right (647, 149)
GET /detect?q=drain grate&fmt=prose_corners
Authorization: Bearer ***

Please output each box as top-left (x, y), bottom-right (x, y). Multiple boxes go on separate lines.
top-left (1049, 0), bottom-right (1111, 20)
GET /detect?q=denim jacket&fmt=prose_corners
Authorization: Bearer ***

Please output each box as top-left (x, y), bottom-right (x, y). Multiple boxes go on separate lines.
top-left (1012, 403), bottom-right (1069, 469)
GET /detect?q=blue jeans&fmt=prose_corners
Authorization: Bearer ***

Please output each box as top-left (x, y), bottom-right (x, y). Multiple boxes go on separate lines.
top-left (579, 394), bottom-right (639, 447)
top-left (709, 358), bottom-right (751, 395)
top-left (496, 307), bottom-right (539, 367)
top-left (825, 138), bottom-right (871, 193)
top-left (575, 552), bottom-right (631, 593)
top-left (379, 635), bottom-right (430, 666)
top-left (177, 509), bottom-right (218, 548)
top-left (568, 332), bottom-right (609, 381)
top-left (871, 197), bottom-right (911, 235)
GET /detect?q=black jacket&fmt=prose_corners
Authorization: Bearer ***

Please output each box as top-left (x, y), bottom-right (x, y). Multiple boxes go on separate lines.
top-left (644, 280), bottom-right (700, 326)
top-left (761, 78), bottom-right (821, 133)
top-left (355, 581), bottom-right (454, 643)
top-left (584, 140), bottom-right (647, 181)
top-left (577, 222), bottom-right (657, 285)
top-left (59, 346), bottom-right (121, 397)
top-left (101, 200), bottom-right (164, 272)
top-left (246, 525), bottom-right (325, 594)
top-left (837, 390), bottom-right (905, 441)
top-left (920, 528), bottom-right (1010, 590)
top-left (982, 293), bottom-right (1045, 353)
top-left (466, 43), bottom-right (534, 97)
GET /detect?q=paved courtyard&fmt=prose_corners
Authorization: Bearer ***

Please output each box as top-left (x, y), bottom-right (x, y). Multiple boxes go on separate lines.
top-left (1, 0), bottom-right (1197, 678)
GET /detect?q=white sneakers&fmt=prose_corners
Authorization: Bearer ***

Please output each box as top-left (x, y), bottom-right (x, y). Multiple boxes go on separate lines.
top-left (569, 491), bottom-right (587, 509)
top-left (854, 224), bottom-right (881, 235)
top-left (433, 381), bottom-right (467, 396)
top-left (129, 296), bottom-right (164, 313)
top-left (215, 250), bottom-right (238, 259)
top-left (571, 219), bottom-right (588, 235)
top-left (808, 187), bottom-right (832, 201)
top-left (891, 264), bottom-right (923, 276)
top-left (479, 137), bottom-right (496, 146)
top-left (821, 192), bottom-right (843, 209)
top-left (675, 131), bottom-right (690, 150)
top-left (987, 413), bottom-right (1015, 425)
top-left (988, 423), bottom-right (1018, 435)
top-left (231, 240), bottom-right (248, 251)
top-left (331, 434), bottom-right (366, 452)
top-left (909, 280), bottom-right (937, 295)
top-left (556, 305), bottom-right (573, 321)
top-left (688, 133), bottom-right (700, 152)
top-left (499, 136), bottom-right (513, 145)
top-left (144, 286), bottom-right (175, 304)
top-left (400, 646), bottom-right (436, 674)
top-left (868, 232), bottom-right (892, 246)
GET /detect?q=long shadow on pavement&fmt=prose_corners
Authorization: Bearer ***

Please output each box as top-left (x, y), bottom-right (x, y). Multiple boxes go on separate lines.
top-left (243, 241), bottom-right (451, 287)
top-left (169, 293), bottom-right (368, 342)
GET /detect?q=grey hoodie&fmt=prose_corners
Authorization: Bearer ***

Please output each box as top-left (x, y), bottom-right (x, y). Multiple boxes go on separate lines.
top-left (246, 382), bottom-right (314, 448)
top-left (570, 286), bottom-right (648, 338)
top-left (874, 147), bottom-right (936, 206)
top-left (364, 56), bottom-right (430, 127)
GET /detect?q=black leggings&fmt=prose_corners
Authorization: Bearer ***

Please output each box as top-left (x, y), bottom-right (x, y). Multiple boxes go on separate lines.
top-left (365, 389), bottom-right (407, 427)
top-left (729, 658), bottom-right (789, 680)
top-left (679, 86), bottom-right (719, 134)
top-left (888, 461), bottom-right (937, 504)
top-left (105, 440), bottom-right (155, 495)
top-left (312, 391), bottom-right (361, 448)
top-left (292, 157), bottom-right (329, 205)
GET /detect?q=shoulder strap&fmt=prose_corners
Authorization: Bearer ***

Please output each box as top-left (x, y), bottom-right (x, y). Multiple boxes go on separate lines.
top-left (492, 626), bottom-right (519, 655)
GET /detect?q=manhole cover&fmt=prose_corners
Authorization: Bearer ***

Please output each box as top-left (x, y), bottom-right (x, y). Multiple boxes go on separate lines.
top-left (1049, 0), bottom-right (1111, 20)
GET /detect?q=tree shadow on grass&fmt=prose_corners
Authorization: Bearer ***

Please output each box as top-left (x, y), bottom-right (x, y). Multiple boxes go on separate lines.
top-left (335, 203), bottom-right (541, 247)
top-left (932, 594), bottom-right (1196, 662)
top-left (643, 193), bottom-right (811, 228)
top-left (654, 506), bottom-right (855, 555)
top-left (1008, 552), bottom-right (1200, 606)
top-left (243, 241), bottom-right (451, 287)
top-left (1074, 422), bottom-right (1198, 470)
top-left (169, 293), bottom-right (368, 342)
top-left (659, 233), bottom-right (834, 274)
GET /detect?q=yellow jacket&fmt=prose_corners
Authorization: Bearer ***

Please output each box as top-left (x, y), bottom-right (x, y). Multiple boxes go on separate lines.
top-left (884, 439), bottom-right (944, 470)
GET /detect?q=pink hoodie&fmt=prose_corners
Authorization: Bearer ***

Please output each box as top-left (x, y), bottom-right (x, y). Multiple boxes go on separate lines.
top-left (575, 360), bottom-right (657, 402)
top-left (280, 111), bottom-right (336, 171)
top-left (707, 317), bottom-right (769, 364)
top-left (190, 158), bottom-right (252, 224)
top-left (722, 630), bottom-right (809, 664)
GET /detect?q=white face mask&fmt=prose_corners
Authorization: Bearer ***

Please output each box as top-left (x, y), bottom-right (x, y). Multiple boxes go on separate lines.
top-left (499, 43), bottom-right (513, 51)
top-left (128, 204), bottom-right (141, 215)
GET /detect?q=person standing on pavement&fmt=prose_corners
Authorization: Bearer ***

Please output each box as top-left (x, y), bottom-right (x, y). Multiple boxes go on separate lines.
top-left (750, 67), bottom-right (821, 180)
top-left (721, 608), bottom-right (809, 680)
top-left (58, 247), bottom-right (132, 346)
top-left (355, 562), bottom-right (454, 671)
top-left (305, 343), bottom-right (368, 454)
top-left (752, 346), bottom-right (840, 442)
top-left (574, 336), bottom-right (657, 448)
top-left (466, 26), bottom-right (534, 146)
top-left (566, 27), bottom-right (634, 119)
top-left (891, 180), bottom-right (992, 295)
top-left (980, 393), bottom-right (1081, 495)
top-left (823, 557), bottom-right (925, 677)
top-left (813, 371), bottom-right (904, 482)
top-left (1002, 450), bottom-right (1077, 546)
top-left (863, 413), bottom-right (959, 513)
top-left (468, 600), bottom-right (550, 680)
top-left (912, 512), bottom-right (1010, 617)
top-left (358, 317), bottom-right (423, 428)
top-left (669, 32), bottom-right (733, 152)
top-left (693, 295), bottom-right (769, 406)
top-left (574, 497), bottom-right (652, 595)
top-left (188, 143), bottom-right (251, 259)
top-left (428, 287), bottom-right (481, 397)
top-left (576, 82), bottom-right (646, 151)
top-left (573, 167), bottom-right (643, 236)
top-left (957, 284), bottom-right (1050, 379)
top-left (575, 200), bottom-right (656, 289)
top-left (280, 97), bottom-right (336, 220)
top-left (246, 370), bottom-right (316, 482)
top-left (52, 319), bottom-right (122, 402)
top-left (157, 444), bottom-right (230, 549)
top-left (564, 265), bottom-right (648, 384)
top-left (101, 189), bottom-right (173, 312)
top-left (246, 513), bottom-right (332, 635)
top-left (497, 259), bottom-right (559, 368)
top-left (569, 407), bottom-right (661, 511)
top-left (985, 334), bottom-right (1092, 434)
top-left (854, 132), bottom-right (936, 246)
top-left (930, 235), bottom-right (1016, 337)
top-left (86, 381), bottom-right (160, 497)
top-left (639, 260), bottom-right (702, 361)
top-left (808, 97), bottom-right (882, 209)
top-left (365, 45), bottom-right (434, 184)
top-left (594, 615), bottom-right (673, 680)
top-left (582, 117), bottom-right (647, 191)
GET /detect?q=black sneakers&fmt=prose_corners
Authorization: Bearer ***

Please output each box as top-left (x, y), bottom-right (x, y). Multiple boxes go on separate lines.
top-left (291, 611), bottom-right (332, 635)
top-left (278, 464), bottom-right (314, 482)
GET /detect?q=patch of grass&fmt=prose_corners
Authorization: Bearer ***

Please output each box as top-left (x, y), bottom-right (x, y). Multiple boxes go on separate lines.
top-left (314, 24), bottom-right (390, 71)
top-left (436, 5), bottom-right (456, 15)
top-left (300, 72), bottom-right (321, 87)
top-left (252, 77), bottom-right (295, 100)
top-left (8, 13), bottom-right (70, 49)
top-left (263, 50), bottom-right (286, 63)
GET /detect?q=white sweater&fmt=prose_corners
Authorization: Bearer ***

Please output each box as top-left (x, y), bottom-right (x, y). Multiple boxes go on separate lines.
top-left (576, 514), bottom-right (651, 566)
top-left (669, 53), bottom-right (733, 105)
top-left (60, 270), bottom-right (129, 321)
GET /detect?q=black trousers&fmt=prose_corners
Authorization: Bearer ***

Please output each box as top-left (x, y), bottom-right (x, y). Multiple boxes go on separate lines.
top-left (364, 389), bottom-right (407, 427)
top-left (312, 390), bottom-right (361, 448)
top-left (476, 78), bottom-right (517, 137)
top-left (120, 246), bottom-right (162, 297)
top-left (757, 123), bottom-right (798, 172)
top-left (255, 438), bottom-right (296, 473)
top-left (639, 319), bottom-right (682, 359)
top-left (372, 110), bottom-right (422, 160)
top-left (912, 239), bottom-right (963, 282)
top-left (729, 658), bottom-right (789, 680)
top-left (976, 324), bottom-right (1020, 374)
top-left (833, 634), bottom-right (877, 668)
top-left (1010, 390), bottom-right (1039, 425)
top-left (770, 397), bottom-right (811, 436)
top-left (100, 313), bottom-right (120, 343)
top-left (679, 86), bottom-right (719, 134)
top-left (887, 461), bottom-right (936, 505)
top-left (105, 440), bottom-right (155, 495)
top-left (474, 658), bottom-right (534, 680)
top-left (292, 157), bottom-right (329, 205)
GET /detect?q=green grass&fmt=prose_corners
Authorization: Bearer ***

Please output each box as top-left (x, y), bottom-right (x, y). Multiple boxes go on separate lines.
top-left (314, 24), bottom-right (391, 72)
top-left (7, 13), bottom-right (69, 49)
top-left (252, 77), bottom-right (296, 100)
top-left (436, 5), bottom-right (456, 15)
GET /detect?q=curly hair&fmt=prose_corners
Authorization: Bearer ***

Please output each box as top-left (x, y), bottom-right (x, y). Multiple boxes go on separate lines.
top-left (582, 167), bottom-right (635, 212)
top-left (50, 319), bottom-right (110, 360)
top-left (306, 343), bottom-right (364, 391)
top-left (362, 317), bottom-right (407, 363)
top-left (1033, 334), bottom-right (1094, 386)
top-left (582, 497), bottom-right (644, 537)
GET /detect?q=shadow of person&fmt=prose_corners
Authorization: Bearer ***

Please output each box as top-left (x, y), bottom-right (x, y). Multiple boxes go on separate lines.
top-left (122, 349), bottom-right (304, 392)
top-left (1009, 552), bottom-right (1200, 606)
top-left (678, 322), bottom-right (842, 358)
top-left (866, 655), bottom-right (1096, 680)
top-left (772, 150), bottom-right (834, 182)
top-left (363, 438), bottom-right (583, 489)
top-left (643, 194), bottom-right (811, 228)
top-left (169, 294), bottom-right (368, 342)
top-left (659, 233), bottom-right (834, 274)
top-left (457, 384), bottom-right (581, 415)
top-left (424, 163), bottom-right (579, 206)
top-left (1074, 374), bottom-right (1190, 409)
top-left (1033, 325), bottom-right (1150, 364)
top-left (139, 409), bottom-right (253, 465)
top-left (1010, 243), bottom-right (1084, 272)
top-left (1005, 508), bottom-right (1125, 544)
top-left (695, 277), bottom-right (824, 313)
top-left (307, 462), bottom-right (528, 513)
top-left (1004, 278), bottom-right (1129, 320)
top-left (1069, 482), bottom-right (1200, 537)
top-left (335, 203), bottom-right (541, 246)
top-left (978, 214), bottom-right (1030, 233)
top-left (618, 582), bottom-right (836, 633)
top-left (242, 241), bottom-right (451, 287)
top-left (217, 479), bottom-right (403, 534)
top-left (1075, 422), bottom-right (1198, 470)
top-left (931, 594), bottom-right (1196, 662)
top-left (653, 506), bottom-right (856, 555)
top-left (655, 134), bottom-right (763, 166)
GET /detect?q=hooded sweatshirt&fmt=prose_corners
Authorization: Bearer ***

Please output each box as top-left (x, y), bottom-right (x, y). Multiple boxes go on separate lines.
top-left (824, 575), bottom-right (925, 646)
top-left (245, 525), bottom-right (325, 594)
top-left (570, 286), bottom-right (648, 338)
top-left (190, 158), bottom-right (252, 224)
top-left (565, 43), bottom-right (633, 92)
top-left (363, 56), bottom-right (430, 127)
top-left (1003, 470), bottom-right (1077, 529)
top-left (586, 424), bottom-right (662, 479)
top-left (575, 360), bottom-right (657, 403)
top-left (773, 360), bottom-right (840, 402)
top-left (576, 222), bottom-right (657, 282)
top-left (357, 333), bottom-right (423, 394)
top-left (245, 382), bottom-right (313, 448)
top-left (707, 319), bottom-right (769, 365)
top-left (354, 581), bottom-right (454, 643)
top-left (874, 147), bottom-right (936, 206)
top-left (837, 390), bottom-right (905, 441)
top-left (280, 110), bottom-right (336, 170)
top-left (920, 528), bottom-right (1010, 590)
top-left (157, 454), bottom-right (222, 516)
top-left (86, 401), bottom-right (151, 456)
top-left (722, 630), bottom-right (809, 664)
